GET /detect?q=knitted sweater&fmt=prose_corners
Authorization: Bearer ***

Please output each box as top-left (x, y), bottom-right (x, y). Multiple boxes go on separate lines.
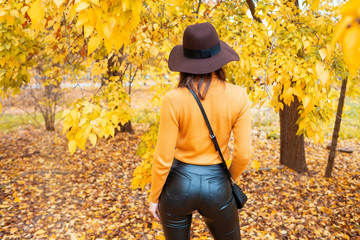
top-left (150, 75), bottom-right (251, 203)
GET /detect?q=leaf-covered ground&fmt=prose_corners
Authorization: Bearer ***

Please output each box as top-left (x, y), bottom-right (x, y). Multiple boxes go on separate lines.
top-left (0, 124), bottom-right (359, 240)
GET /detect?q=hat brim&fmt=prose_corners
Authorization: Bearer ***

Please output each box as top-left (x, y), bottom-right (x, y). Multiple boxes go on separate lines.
top-left (168, 40), bottom-right (239, 74)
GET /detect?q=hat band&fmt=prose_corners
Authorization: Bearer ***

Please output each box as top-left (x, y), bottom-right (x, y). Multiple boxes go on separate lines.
top-left (183, 42), bottom-right (221, 59)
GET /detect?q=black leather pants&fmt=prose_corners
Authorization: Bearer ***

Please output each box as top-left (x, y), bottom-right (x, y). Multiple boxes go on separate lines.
top-left (158, 159), bottom-right (240, 240)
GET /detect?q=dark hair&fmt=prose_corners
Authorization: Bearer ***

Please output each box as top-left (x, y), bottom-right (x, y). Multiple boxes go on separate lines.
top-left (178, 68), bottom-right (226, 100)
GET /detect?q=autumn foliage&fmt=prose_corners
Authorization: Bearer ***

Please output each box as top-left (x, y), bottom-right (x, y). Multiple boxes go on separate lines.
top-left (0, 0), bottom-right (360, 238)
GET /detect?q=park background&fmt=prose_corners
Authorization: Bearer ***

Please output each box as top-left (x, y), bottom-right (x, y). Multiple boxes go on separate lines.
top-left (0, 0), bottom-right (359, 239)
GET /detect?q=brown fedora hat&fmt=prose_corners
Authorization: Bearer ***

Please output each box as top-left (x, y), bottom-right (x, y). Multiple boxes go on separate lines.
top-left (168, 22), bottom-right (239, 74)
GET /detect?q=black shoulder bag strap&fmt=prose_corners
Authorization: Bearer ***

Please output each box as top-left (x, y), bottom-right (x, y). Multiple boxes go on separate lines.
top-left (187, 87), bottom-right (248, 209)
top-left (187, 87), bottom-right (234, 183)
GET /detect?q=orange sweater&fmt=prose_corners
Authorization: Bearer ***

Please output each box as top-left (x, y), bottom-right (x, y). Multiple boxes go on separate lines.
top-left (150, 75), bottom-right (252, 203)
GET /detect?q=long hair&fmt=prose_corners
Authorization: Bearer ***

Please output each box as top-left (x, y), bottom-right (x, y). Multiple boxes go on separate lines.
top-left (178, 68), bottom-right (226, 100)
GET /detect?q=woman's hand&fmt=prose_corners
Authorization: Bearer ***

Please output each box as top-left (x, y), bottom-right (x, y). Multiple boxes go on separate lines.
top-left (149, 202), bottom-right (160, 221)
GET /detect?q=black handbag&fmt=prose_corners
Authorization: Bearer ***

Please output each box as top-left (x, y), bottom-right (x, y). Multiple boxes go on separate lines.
top-left (187, 87), bottom-right (248, 209)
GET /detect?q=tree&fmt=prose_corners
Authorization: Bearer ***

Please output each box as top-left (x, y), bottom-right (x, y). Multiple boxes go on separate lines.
top-left (1, 0), bottom-right (357, 187)
top-left (0, 0), bottom-right (144, 153)
top-left (325, 77), bottom-right (347, 178)
top-left (230, 0), bottom-right (339, 172)
top-left (325, 0), bottom-right (360, 177)
top-left (244, 0), bottom-right (307, 172)
top-left (0, 1), bottom-right (36, 113)
top-left (30, 12), bottom-right (87, 131)
top-left (133, 0), bottom-right (350, 188)
top-left (276, 0), bottom-right (307, 173)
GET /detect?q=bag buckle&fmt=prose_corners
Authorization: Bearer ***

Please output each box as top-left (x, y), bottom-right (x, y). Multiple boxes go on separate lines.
top-left (230, 177), bottom-right (235, 185)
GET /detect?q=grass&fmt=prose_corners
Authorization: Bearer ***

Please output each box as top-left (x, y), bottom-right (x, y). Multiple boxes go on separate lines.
top-left (1, 94), bottom-right (359, 140)
top-left (250, 95), bottom-right (360, 140)
top-left (132, 107), bottom-right (158, 124)
top-left (337, 97), bottom-right (360, 139)
top-left (0, 111), bottom-right (64, 132)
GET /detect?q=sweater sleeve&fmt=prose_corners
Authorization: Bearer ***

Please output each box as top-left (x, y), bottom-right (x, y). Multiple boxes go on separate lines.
top-left (229, 88), bottom-right (251, 180)
top-left (150, 94), bottom-right (178, 203)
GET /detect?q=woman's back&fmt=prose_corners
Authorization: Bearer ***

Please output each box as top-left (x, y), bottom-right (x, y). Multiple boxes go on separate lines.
top-left (149, 22), bottom-right (251, 240)
top-left (164, 75), bottom-right (250, 166)
top-left (151, 74), bottom-right (251, 204)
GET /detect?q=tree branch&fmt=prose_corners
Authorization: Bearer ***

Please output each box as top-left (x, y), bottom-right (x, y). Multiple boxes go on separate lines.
top-left (195, 0), bottom-right (202, 14)
top-left (246, 0), bottom-right (262, 23)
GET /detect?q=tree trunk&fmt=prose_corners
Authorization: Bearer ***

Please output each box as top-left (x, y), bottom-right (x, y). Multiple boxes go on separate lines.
top-left (279, 96), bottom-right (307, 173)
top-left (325, 77), bottom-right (348, 178)
top-left (40, 83), bottom-right (59, 131)
top-left (106, 51), bottom-right (134, 134)
top-left (120, 121), bottom-right (134, 134)
top-left (246, 0), bottom-right (306, 173)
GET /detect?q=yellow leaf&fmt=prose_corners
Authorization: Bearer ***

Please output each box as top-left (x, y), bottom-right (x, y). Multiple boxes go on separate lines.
top-left (34, 229), bottom-right (46, 235)
top-left (84, 124), bottom-right (93, 138)
top-left (316, 62), bottom-right (329, 86)
top-left (92, 125), bottom-right (101, 136)
top-left (100, 118), bottom-right (107, 127)
top-left (113, 28), bottom-right (124, 51)
top-left (103, 38), bottom-right (113, 53)
top-left (319, 48), bottom-right (327, 60)
top-left (109, 17), bottom-right (116, 31)
top-left (303, 41), bottom-right (310, 50)
top-left (111, 114), bottom-right (119, 125)
top-left (122, 0), bottom-right (130, 11)
top-left (303, 96), bottom-right (314, 115)
top-left (49, 234), bottom-right (57, 240)
top-left (68, 140), bottom-right (77, 155)
top-left (342, 26), bottom-right (360, 73)
top-left (90, 0), bottom-right (100, 6)
top-left (303, 95), bottom-right (311, 109)
top-left (78, 118), bottom-right (87, 127)
top-left (75, 12), bottom-right (88, 28)
top-left (103, 24), bottom-right (112, 39)
top-left (14, 197), bottom-right (20, 202)
top-left (62, 121), bottom-right (71, 133)
top-left (0, 7), bottom-right (7, 17)
top-left (340, 0), bottom-right (360, 16)
top-left (27, 0), bottom-right (45, 26)
top-left (282, 87), bottom-right (294, 106)
top-left (77, 139), bottom-right (86, 151)
top-left (313, 133), bottom-right (320, 144)
top-left (76, 234), bottom-right (86, 240)
top-left (53, 0), bottom-right (65, 8)
top-left (118, 10), bottom-right (132, 26)
top-left (253, 160), bottom-right (260, 171)
top-left (107, 125), bottom-right (115, 138)
top-left (70, 109), bottom-right (78, 121)
top-left (84, 24), bottom-right (94, 38)
top-left (177, 0), bottom-right (184, 7)
top-left (88, 36), bottom-right (102, 55)
top-left (331, 16), bottom-right (354, 47)
top-left (76, 2), bottom-right (89, 12)
top-left (298, 119), bottom-right (307, 131)
top-left (320, 69), bottom-right (329, 86)
top-left (89, 133), bottom-right (97, 146)
top-left (311, 0), bottom-right (320, 11)
top-left (152, 221), bottom-right (160, 229)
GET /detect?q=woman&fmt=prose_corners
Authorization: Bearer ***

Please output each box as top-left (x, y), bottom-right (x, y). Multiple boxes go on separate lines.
top-left (149, 22), bottom-right (251, 240)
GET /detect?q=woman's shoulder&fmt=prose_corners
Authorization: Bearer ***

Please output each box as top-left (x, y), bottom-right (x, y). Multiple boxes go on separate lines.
top-left (224, 82), bottom-right (248, 97)
top-left (223, 82), bottom-right (251, 113)
top-left (164, 87), bottom-right (188, 100)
